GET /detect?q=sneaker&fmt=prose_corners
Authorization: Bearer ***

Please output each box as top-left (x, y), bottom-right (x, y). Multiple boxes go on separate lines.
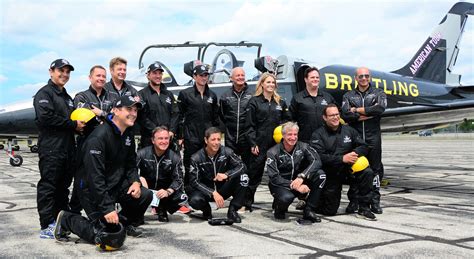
top-left (39, 221), bottom-right (55, 239)
top-left (345, 201), bottom-right (359, 214)
top-left (177, 205), bottom-right (192, 214)
top-left (356, 210), bottom-right (377, 221)
top-left (125, 225), bottom-right (143, 237)
top-left (295, 200), bottom-right (306, 210)
top-left (371, 202), bottom-right (383, 214)
top-left (53, 210), bottom-right (70, 241)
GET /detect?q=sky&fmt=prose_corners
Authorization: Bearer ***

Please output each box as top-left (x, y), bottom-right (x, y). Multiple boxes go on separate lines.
top-left (0, 0), bottom-right (472, 108)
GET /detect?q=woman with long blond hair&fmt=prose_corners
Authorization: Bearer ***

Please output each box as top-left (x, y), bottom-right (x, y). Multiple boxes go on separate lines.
top-left (244, 72), bottom-right (290, 210)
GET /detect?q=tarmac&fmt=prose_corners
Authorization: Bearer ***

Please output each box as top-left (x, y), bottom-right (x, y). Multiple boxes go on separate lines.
top-left (0, 134), bottom-right (473, 258)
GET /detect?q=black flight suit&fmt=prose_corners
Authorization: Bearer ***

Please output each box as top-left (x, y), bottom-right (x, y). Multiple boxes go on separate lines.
top-left (289, 89), bottom-right (336, 143)
top-left (218, 83), bottom-right (253, 165)
top-left (341, 83), bottom-right (387, 206)
top-left (265, 141), bottom-right (326, 214)
top-left (177, 84), bottom-right (220, 187)
top-left (33, 79), bottom-right (76, 229)
top-left (188, 146), bottom-right (248, 217)
top-left (136, 146), bottom-right (187, 214)
top-left (70, 86), bottom-right (115, 213)
top-left (137, 83), bottom-right (179, 148)
top-left (245, 95), bottom-right (290, 205)
top-left (310, 124), bottom-right (374, 216)
top-left (105, 79), bottom-right (138, 103)
top-left (59, 116), bottom-right (153, 244)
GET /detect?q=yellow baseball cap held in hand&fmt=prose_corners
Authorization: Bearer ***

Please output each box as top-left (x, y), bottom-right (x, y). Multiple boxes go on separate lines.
top-left (273, 125), bottom-right (283, 144)
top-left (351, 156), bottom-right (369, 173)
top-left (70, 108), bottom-right (95, 123)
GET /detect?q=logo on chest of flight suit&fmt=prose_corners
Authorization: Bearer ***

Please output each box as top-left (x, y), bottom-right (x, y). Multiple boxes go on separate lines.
top-left (207, 97), bottom-right (213, 104)
top-left (275, 105), bottom-right (282, 111)
top-left (165, 97), bottom-right (172, 104)
top-left (343, 136), bottom-right (352, 143)
top-left (320, 99), bottom-right (328, 105)
top-left (125, 136), bottom-right (132, 146)
top-left (68, 100), bottom-right (74, 107)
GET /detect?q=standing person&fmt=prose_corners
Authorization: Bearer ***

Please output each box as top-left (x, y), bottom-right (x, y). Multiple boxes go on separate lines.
top-left (188, 127), bottom-right (248, 223)
top-left (137, 126), bottom-right (187, 222)
top-left (177, 64), bottom-right (220, 189)
top-left (245, 72), bottom-right (290, 209)
top-left (311, 104), bottom-right (376, 220)
top-left (265, 122), bottom-right (326, 223)
top-left (218, 67), bottom-right (253, 166)
top-left (54, 95), bottom-right (153, 247)
top-left (137, 62), bottom-right (178, 148)
top-left (105, 57), bottom-right (138, 101)
top-left (289, 66), bottom-right (336, 143)
top-left (33, 59), bottom-right (85, 238)
top-left (341, 67), bottom-right (387, 214)
top-left (74, 65), bottom-right (115, 122)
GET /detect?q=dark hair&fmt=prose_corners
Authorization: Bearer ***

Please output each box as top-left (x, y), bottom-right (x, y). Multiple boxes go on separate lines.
top-left (304, 66), bottom-right (320, 78)
top-left (89, 65), bottom-right (106, 75)
top-left (204, 127), bottom-right (221, 139)
top-left (323, 103), bottom-right (339, 116)
top-left (151, 126), bottom-right (169, 139)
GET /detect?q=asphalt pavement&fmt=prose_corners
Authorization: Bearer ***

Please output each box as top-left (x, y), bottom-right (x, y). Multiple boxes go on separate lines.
top-left (0, 134), bottom-right (473, 258)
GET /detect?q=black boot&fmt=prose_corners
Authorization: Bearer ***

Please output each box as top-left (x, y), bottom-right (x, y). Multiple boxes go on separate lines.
top-left (371, 202), bottom-right (383, 214)
top-left (157, 208), bottom-right (169, 222)
top-left (202, 204), bottom-right (213, 220)
top-left (227, 206), bottom-right (242, 223)
top-left (345, 201), bottom-right (359, 214)
top-left (303, 208), bottom-right (321, 223)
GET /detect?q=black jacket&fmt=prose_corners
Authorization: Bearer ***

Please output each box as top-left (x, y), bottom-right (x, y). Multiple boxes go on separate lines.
top-left (289, 89), bottom-right (336, 143)
top-left (105, 80), bottom-right (138, 101)
top-left (341, 84), bottom-right (387, 142)
top-left (137, 83), bottom-right (179, 138)
top-left (33, 79), bottom-right (76, 153)
top-left (218, 84), bottom-right (253, 149)
top-left (245, 95), bottom-right (290, 150)
top-left (310, 124), bottom-right (369, 174)
top-left (265, 141), bottom-right (322, 189)
top-left (177, 84), bottom-right (220, 143)
top-left (136, 145), bottom-right (183, 191)
top-left (77, 116), bottom-right (140, 216)
top-left (73, 86), bottom-right (115, 119)
top-left (189, 146), bottom-right (246, 198)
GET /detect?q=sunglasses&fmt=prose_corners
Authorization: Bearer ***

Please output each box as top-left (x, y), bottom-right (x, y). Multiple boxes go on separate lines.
top-left (357, 74), bottom-right (370, 79)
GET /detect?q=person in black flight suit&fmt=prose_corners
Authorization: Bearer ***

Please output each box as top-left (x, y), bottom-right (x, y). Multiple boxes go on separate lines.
top-left (54, 95), bottom-right (153, 246)
top-left (341, 67), bottom-right (387, 214)
top-left (245, 72), bottom-right (290, 210)
top-left (218, 67), bottom-right (253, 166)
top-left (265, 122), bottom-right (326, 223)
top-left (289, 66), bottom-right (336, 143)
top-left (177, 64), bottom-right (220, 189)
top-left (311, 104), bottom-right (376, 220)
top-left (105, 57), bottom-right (139, 102)
top-left (33, 59), bottom-right (86, 239)
top-left (188, 127), bottom-right (248, 223)
top-left (137, 62), bottom-right (179, 148)
top-left (137, 126), bottom-right (187, 222)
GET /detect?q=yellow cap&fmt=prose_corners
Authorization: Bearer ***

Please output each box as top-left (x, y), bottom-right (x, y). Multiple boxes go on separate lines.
top-left (351, 156), bottom-right (369, 173)
top-left (273, 125), bottom-right (283, 143)
top-left (70, 108), bottom-right (95, 123)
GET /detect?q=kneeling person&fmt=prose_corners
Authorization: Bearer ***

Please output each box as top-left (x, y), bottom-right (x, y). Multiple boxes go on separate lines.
top-left (266, 122), bottom-right (326, 223)
top-left (310, 104), bottom-right (376, 220)
top-left (53, 96), bottom-right (153, 247)
top-left (137, 126), bottom-right (187, 222)
top-left (188, 127), bottom-right (248, 223)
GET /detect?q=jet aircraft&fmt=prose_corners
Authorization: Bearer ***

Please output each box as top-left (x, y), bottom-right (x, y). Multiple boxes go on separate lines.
top-left (0, 1), bottom-right (472, 166)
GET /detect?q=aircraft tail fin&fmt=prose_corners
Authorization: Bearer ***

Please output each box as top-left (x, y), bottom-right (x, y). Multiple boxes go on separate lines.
top-left (392, 2), bottom-right (473, 86)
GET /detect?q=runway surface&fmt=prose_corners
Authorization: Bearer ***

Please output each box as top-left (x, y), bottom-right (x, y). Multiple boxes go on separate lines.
top-left (0, 134), bottom-right (473, 258)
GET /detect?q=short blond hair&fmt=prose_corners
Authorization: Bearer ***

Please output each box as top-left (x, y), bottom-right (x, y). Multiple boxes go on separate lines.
top-left (109, 57), bottom-right (127, 69)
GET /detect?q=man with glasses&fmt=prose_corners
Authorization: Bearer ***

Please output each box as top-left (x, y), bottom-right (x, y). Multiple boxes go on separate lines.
top-left (341, 67), bottom-right (387, 214)
top-left (311, 104), bottom-right (376, 220)
top-left (177, 65), bottom-right (220, 190)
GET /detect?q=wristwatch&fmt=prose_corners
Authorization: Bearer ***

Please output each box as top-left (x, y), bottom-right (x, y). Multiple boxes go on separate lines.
top-left (297, 173), bottom-right (306, 179)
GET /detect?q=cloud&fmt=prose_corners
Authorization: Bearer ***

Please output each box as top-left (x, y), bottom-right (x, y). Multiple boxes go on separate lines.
top-left (0, 75), bottom-right (7, 83)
